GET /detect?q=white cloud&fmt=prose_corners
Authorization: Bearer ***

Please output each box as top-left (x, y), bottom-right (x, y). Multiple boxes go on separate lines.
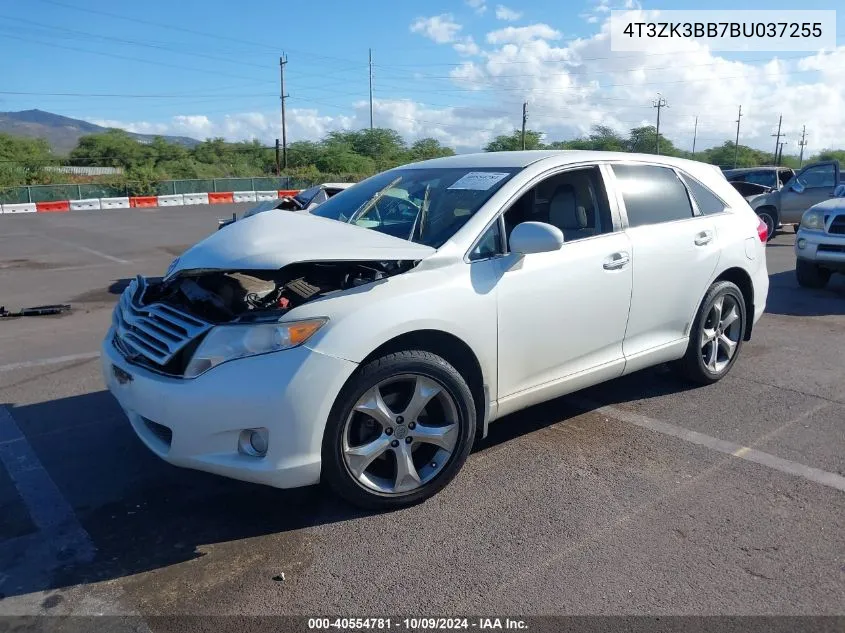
top-left (410, 14), bottom-right (462, 44)
top-left (453, 36), bottom-right (480, 56)
top-left (465, 0), bottom-right (487, 15)
top-left (486, 24), bottom-right (562, 44)
top-left (495, 5), bottom-right (522, 21)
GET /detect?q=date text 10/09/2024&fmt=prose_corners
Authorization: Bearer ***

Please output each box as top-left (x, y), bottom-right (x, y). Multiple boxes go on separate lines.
top-left (307, 618), bottom-right (529, 630)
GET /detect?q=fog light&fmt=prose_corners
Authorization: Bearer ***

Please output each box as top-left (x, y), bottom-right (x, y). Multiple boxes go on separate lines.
top-left (239, 428), bottom-right (268, 456)
top-left (797, 238), bottom-right (807, 249)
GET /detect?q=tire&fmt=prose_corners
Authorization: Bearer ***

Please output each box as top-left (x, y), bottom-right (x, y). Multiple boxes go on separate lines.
top-left (321, 350), bottom-right (476, 510)
top-left (796, 259), bottom-right (831, 289)
top-left (673, 281), bottom-right (747, 385)
top-left (756, 209), bottom-right (777, 242)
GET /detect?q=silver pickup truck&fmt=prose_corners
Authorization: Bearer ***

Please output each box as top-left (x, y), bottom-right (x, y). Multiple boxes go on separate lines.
top-left (795, 184), bottom-right (845, 288)
top-left (746, 160), bottom-right (841, 239)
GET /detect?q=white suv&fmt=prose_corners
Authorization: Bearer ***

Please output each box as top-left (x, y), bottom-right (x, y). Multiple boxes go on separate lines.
top-left (102, 151), bottom-right (769, 509)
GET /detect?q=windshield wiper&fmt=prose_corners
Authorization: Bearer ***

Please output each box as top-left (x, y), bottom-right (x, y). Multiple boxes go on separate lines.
top-left (409, 184), bottom-right (431, 241)
top-left (347, 176), bottom-right (402, 223)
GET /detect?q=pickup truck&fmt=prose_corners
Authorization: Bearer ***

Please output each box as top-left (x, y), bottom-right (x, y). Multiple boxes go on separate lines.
top-left (745, 161), bottom-right (841, 240)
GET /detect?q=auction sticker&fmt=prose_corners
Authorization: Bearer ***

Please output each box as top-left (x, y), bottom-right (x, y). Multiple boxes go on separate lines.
top-left (448, 172), bottom-right (510, 190)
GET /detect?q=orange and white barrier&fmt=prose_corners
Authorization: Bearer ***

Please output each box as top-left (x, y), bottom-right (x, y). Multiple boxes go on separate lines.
top-left (157, 194), bottom-right (184, 207)
top-left (2, 203), bottom-right (37, 214)
top-left (70, 198), bottom-right (101, 211)
top-left (101, 197), bottom-right (131, 209)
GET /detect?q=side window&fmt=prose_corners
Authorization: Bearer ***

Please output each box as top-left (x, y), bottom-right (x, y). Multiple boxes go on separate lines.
top-left (743, 171), bottom-right (777, 189)
top-left (796, 164), bottom-right (836, 188)
top-left (501, 166), bottom-right (613, 245)
top-left (679, 173), bottom-right (727, 215)
top-left (612, 164), bottom-right (694, 227)
top-left (469, 218), bottom-right (503, 261)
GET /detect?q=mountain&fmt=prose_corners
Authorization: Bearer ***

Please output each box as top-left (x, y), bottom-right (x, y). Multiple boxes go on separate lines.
top-left (0, 109), bottom-right (200, 154)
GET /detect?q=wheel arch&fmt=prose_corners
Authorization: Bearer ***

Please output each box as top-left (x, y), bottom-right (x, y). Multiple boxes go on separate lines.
top-left (713, 267), bottom-right (755, 341)
top-left (359, 329), bottom-right (488, 438)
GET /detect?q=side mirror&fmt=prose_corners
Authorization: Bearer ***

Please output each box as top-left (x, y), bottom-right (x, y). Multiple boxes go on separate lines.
top-left (790, 181), bottom-right (805, 194)
top-left (509, 221), bottom-right (564, 255)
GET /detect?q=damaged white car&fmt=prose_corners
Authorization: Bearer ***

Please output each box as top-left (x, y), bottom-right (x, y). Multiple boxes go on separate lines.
top-left (102, 151), bottom-right (768, 509)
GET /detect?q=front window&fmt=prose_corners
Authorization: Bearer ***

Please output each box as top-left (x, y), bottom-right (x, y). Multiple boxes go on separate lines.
top-left (742, 171), bottom-right (777, 189)
top-left (796, 164), bottom-right (837, 188)
top-left (312, 167), bottom-right (518, 247)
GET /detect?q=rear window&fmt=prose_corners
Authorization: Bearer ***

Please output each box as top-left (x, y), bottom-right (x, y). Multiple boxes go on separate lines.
top-left (679, 173), bottom-right (727, 215)
top-left (612, 164), bottom-right (694, 227)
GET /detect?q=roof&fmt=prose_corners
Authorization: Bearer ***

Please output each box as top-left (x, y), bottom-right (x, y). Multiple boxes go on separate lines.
top-left (405, 150), bottom-right (726, 173)
top-left (723, 166), bottom-right (789, 175)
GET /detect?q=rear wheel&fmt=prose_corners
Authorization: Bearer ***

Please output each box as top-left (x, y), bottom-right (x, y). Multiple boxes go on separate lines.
top-left (674, 281), bottom-right (746, 385)
top-left (756, 209), bottom-right (777, 242)
top-left (322, 350), bottom-right (475, 510)
top-left (796, 259), bottom-right (831, 289)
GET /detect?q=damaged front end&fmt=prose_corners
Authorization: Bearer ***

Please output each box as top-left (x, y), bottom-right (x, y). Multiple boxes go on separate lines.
top-left (112, 260), bottom-right (415, 377)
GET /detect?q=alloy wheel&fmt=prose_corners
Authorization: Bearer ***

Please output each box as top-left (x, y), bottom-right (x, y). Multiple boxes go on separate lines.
top-left (341, 374), bottom-right (460, 495)
top-left (700, 294), bottom-right (743, 374)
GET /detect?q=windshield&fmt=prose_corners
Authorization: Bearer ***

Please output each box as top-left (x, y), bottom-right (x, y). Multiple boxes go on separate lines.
top-left (311, 167), bottom-right (518, 247)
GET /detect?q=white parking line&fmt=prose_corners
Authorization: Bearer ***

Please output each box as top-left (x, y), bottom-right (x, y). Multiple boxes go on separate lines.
top-left (0, 405), bottom-right (95, 561)
top-left (0, 352), bottom-right (100, 373)
top-left (37, 234), bottom-right (130, 265)
top-left (571, 398), bottom-right (845, 493)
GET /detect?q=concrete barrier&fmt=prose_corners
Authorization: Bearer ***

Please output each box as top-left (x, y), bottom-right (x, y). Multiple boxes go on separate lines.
top-left (36, 200), bottom-right (70, 212)
top-left (182, 192), bottom-right (209, 205)
top-left (101, 197), bottom-right (131, 209)
top-left (208, 192), bottom-right (234, 204)
top-left (2, 203), bottom-right (37, 214)
top-left (278, 189), bottom-right (300, 198)
top-left (157, 194), bottom-right (184, 207)
top-left (255, 190), bottom-right (278, 201)
top-left (233, 191), bottom-right (257, 203)
top-left (130, 196), bottom-right (158, 208)
top-left (69, 198), bottom-right (102, 211)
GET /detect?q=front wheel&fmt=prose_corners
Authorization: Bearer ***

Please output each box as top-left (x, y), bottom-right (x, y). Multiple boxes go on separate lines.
top-left (796, 259), bottom-right (831, 289)
top-left (322, 350), bottom-right (476, 510)
top-left (673, 281), bottom-right (746, 385)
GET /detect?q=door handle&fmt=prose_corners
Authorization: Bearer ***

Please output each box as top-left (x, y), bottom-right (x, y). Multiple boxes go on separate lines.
top-left (603, 252), bottom-right (630, 270)
top-left (694, 231), bottom-right (713, 246)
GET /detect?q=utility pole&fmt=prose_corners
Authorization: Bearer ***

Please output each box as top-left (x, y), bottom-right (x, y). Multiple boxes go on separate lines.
top-left (521, 102), bottom-right (528, 150)
top-left (368, 48), bottom-right (374, 130)
top-left (733, 105), bottom-right (742, 168)
top-left (798, 125), bottom-right (807, 167)
top-left (275, 138), bottom-right (280, 176)
top-left (777, 141), bottom-right (787, 166)
top-left (691, 116), bottom-right (698, 157)
top-left (771, 114), bottom-right (783, 165)
top-left (279, 54), bottom-right (289, 170)
top-left (652, 94), bottom-right (668, 155)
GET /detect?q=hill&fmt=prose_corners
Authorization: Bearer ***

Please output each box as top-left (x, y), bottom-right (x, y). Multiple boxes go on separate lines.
top-left (0, 109), bottom-right (200, 154)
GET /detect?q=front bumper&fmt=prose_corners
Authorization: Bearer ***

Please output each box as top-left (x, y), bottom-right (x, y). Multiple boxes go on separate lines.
top-left (795, 229), bottom-right (845, 272)
top-left (101, 329), bottom-right (358, 488)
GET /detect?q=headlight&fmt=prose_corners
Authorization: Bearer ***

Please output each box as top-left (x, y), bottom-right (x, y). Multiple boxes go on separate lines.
top-left (184, 318), bottom-right (327, 378)
top-left (800, 209), bottom-right (825, 231)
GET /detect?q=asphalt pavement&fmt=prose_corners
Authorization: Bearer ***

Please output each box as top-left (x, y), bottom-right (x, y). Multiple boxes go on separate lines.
top-left (0, 206), bottom-right (843, 621)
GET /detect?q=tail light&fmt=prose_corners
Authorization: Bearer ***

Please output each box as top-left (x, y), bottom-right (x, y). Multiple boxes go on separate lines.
top-left (757, 217), bottom-right (768, 243)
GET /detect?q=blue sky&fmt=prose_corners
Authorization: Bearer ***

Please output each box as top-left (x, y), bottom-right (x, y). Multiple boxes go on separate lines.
top-left (2, 0), bottom-right (843, 152)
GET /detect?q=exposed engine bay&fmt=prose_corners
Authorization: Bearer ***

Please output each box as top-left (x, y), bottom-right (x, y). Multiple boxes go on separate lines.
top-left (142, 260), bottom-right (416, 322)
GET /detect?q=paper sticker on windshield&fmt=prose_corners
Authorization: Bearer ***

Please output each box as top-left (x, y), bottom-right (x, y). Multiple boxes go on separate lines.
top-left (447, 172), bottom-right (509, 191)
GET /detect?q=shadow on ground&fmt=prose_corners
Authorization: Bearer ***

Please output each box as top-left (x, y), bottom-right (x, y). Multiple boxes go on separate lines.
top-left (765, 270), bottom-right (845, 317)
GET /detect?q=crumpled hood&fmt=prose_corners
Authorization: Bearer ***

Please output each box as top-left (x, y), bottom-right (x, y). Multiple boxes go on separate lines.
top-left (170, 209), bottom-right (435, 275)
top-left (808, 197), bottom-right (845, 214)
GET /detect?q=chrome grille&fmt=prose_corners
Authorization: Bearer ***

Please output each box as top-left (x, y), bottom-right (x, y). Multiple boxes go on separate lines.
top-left (112, 276), bottom-right (211, 367)
top-left (828, 215), bottom-right (845, 235)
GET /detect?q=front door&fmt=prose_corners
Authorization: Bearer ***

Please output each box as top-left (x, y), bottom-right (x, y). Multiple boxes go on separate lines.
top-left (781, 161), bottom-right (840, 224)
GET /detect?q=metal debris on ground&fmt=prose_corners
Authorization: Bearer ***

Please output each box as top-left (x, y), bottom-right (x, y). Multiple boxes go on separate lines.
top-left (0, 304), bottom-right (72, 318)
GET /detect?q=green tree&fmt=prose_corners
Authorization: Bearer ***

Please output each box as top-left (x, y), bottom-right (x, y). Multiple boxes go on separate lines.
top-left (626, 125), bottom-right (682, 156)
top-left (551, 125), bottom-right (628, 151)
top-left (70, 129), bottom-right (153, 169)
top-left (484, 129), bottom-right (545, 152)
top-left (408, 138), bottom-right (455, 161)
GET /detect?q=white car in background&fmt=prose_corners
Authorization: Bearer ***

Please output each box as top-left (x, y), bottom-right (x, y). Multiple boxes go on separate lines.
top-left (217, 182), bottom-right (354, 229)
top-left (103, 151), bottom-right (769, 509)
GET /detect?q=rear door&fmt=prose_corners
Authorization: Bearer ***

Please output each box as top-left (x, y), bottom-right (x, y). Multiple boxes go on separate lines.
top-left (781, 161), bottom-right (840, 223)
top-left (609, 163), bottom-right (721, 363)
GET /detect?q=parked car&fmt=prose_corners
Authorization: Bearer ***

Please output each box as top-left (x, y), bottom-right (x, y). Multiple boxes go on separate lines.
top-left (103, 151), bottom-right (769, 509)
top-left (723, 166), bottom-right (795, 193)
top-left (794, 183), bottom-right (845, 288)
top-left (742, 161), bottom-right (841, 240)
top-left (217, 183), bottom-right (354, 229)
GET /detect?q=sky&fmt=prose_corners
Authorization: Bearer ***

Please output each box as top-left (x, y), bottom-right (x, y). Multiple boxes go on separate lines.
top-left (2, 0), bottom-right (844, 156)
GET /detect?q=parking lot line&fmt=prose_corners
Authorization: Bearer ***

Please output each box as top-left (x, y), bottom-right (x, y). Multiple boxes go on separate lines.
top-left (37, 234), bottom-right (130, 265)
top-left (0, 352), bottom-right (101, 373)
top-left (0, 405), bottom-right (95, 562)
top-left (571, 398), bottom-right (845, 493)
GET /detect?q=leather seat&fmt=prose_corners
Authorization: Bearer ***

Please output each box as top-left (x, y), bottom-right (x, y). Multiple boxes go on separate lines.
top-left (548, 185), bottom-right (593, 240)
